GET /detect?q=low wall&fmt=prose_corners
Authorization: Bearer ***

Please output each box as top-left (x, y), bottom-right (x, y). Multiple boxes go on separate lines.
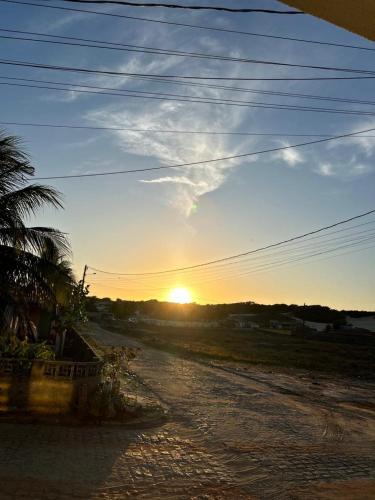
top-left (0, 332), bottom-right (103, 415)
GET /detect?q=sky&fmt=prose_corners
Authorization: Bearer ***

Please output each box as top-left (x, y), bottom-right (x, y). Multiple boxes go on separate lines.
top-left (1, 0), bottom-right (375, 310)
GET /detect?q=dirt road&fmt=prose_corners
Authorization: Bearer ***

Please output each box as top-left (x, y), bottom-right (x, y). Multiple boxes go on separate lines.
top-left (0, 323), bottom-right (374, 499)
top-left (86, 324), bottom-right (375, 498)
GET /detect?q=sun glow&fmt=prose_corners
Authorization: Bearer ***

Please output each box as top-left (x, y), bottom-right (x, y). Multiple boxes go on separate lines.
top-left (168, 287), bottom-right (192, 304)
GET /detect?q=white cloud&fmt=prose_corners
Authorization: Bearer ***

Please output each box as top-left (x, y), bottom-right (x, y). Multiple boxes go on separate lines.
top-left (76, 17), bottom-right (374, 211)
top-left (85, 30), bottom-right (268, 215)
top-left (317, 163), bottom-right (336, 177)
top-left (140, 176), bottom-right (197, 186)
top-left (315, 157), bottom-right (374, 179)
top-left (275, 146), bottom-right (304, 167)
top-left (349, 163), bottom-right (373, 176)
top-left (295, 119), bottom-right (375, 180)
top-left (349, 122), bottom-right (375, 157)
top-left (88, 96), bottom-right (256, 215)
top-left (326, 120), bottom-right (375, 157)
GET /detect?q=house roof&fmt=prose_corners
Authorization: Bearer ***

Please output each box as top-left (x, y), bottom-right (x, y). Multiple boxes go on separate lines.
top-left (282, 1), bottom-right (375, 42)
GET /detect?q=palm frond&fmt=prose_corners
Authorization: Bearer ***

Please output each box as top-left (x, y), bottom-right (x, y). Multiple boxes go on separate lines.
top-left (0, 184), bottom-right (63, 221)
top-left (0, 132), bottom-right (33, 193)
top-left (0, 245), bottom-right (56, 306)
top-left (0, 227), bottom-right (70, 257)
top-left (0, 132), bottom-right (73, 334)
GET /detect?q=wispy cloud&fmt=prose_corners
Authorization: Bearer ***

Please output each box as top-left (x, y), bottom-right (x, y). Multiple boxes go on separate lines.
top-left (140, 176), bottom-right (197, 186)
top-left (315, 119), bottom-right (375, 178)
top-left (316, 163), bottom-right (335, 177)
top-left (315, 155), bottom-right (374, 179)
top-left (85, 31), bottom-right (266, 215)
top-left (274, 143), bottom-right (304, 167)
top-left (73, 15), bottom-right (374, 212)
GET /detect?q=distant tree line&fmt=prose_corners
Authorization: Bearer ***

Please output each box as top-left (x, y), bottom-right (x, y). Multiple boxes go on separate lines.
top-left (86, 296), bottom-right (374, 324)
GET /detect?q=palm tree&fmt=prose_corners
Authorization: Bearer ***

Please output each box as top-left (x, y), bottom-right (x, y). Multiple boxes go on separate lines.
top-left (0, 131), bottom-right (73, 337)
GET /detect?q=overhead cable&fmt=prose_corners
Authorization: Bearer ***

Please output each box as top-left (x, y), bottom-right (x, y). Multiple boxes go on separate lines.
top-left (89, 238), bottom-right (375, 291)
top-left (88, 209), bottom-right (375, 276)
top-left (32, 127), bottom-right (375, 181)
top-left (3, 73), bottom-right (375, 106)
top-left (94, 222), bottom-right (375, 281)
top-left (3, 79), bottom-right (375, 117)
top-left (52, 0), bottom-right (303, 14)
top-left (90, 225), bottom-right (375, 283)
top-left (2, 55), bottom-right (375, 79)
top-left (3, 120), bottom-right (375, 138)
top-left (4, 29), bottom-right (359, 69)
top-left (1, 0), bottom-right (373, 52)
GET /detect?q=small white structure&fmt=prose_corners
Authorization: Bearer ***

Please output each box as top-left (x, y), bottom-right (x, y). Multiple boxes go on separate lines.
top-left (140, 317), bottom-right (219, 329)
top-left (227, 314), bottom-right (259, 329)
top-left (96, 300), bottom-right (112, 313)
top-left (346, 315), bottom-right (375, 332)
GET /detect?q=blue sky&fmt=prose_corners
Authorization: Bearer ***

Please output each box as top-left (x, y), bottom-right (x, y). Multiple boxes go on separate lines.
top-left (1, 0), bottom-right (375, 309)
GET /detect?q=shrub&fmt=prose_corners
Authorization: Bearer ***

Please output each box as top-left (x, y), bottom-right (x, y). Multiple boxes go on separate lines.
top-left (0, 336), bottom-right (55, 360)
top-left (87, 346), bottom-right (138, 421)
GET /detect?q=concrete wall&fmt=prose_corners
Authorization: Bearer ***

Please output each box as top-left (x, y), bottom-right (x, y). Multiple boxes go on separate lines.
top-left (0, 361), bottom-right (101, 414)
top-left (0, 329), bottom-right (102, 415)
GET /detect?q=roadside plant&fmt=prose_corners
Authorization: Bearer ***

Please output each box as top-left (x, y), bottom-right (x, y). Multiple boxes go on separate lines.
top-left (59, 280), bottom-right (90, 330)
top-left (88, 346), bottom-right (138, 420)
top-left (0, 335), bottom-right (55, 360)
top-left (102, 346), bottom-right (137, 390)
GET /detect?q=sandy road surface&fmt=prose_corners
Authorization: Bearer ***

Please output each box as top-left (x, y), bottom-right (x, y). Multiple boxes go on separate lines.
top-left (85, 324), bottom-right (375, 499)
top-left (0, 323), bottom-right (374, 499)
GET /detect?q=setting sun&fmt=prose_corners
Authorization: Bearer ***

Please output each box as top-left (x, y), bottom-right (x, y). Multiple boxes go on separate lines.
top-left (168, 287), bottom-right (192, 304)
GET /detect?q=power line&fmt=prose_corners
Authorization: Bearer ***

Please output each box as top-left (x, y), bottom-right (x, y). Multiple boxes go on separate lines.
top-left (81, 73), bottom-right (375, 97)
top-left (192, 231), bottom-right (375, 282)
top-left (90, 224), bottom-right (375, 283)
top-left (55, 0), bottom-right (304, 14)
top-left (203, 236), bottom-right (375, 285)
top-left (6, 30), bottom-right (369, 74)
top-left (0, 67), bottom-right (370, 83)
top-left (1, 29), bottom-right (314, 67)
top-left (32, 127), bottom-right (375, 181)
top-left (90, 216), bottom-right (374, 285)
top-left (88, 240), bottom-right (375, 299)
top-left (90, 238), bottom-right (375, 296)
top-left (4, 78), bottom-right (375, 117)
top-left (88, 209), bottom-right (375, 276)
top-left (1, 0), bottom-right (373, 52)
top-left (189, 237), bottom-right (375, 288)
top-left (89, 239), bottom-right (375, 291)
top-left (3, 119), bottom-right (375, 138)
top-left (3, 73), bottom-right (375, 107)
top-left (2, 51), bottom-right (375, 79)
top-left (2, 31), bottom-right (375, 88)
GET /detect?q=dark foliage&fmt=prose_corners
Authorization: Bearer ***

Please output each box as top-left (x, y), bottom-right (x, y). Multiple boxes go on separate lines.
top-left (88, 296), bottom-right (373, 324)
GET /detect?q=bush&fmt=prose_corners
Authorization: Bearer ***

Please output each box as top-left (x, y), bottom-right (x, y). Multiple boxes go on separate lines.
top-left (0, 336), bottom-right (55, 360)
top-left (87, 381), bottom-right (139, 420)
top-left (87, 346), bottom-right (138, 421)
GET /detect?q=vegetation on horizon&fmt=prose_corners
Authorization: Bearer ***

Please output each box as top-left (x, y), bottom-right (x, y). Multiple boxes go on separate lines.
top-left (87, 296), bottom-right (374, 324)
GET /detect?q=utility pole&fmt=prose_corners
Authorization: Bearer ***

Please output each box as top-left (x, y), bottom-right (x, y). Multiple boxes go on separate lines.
top-left (81, 264), bottom-right (88, 290)
top-left (302, 302), bottom-right (306, 329)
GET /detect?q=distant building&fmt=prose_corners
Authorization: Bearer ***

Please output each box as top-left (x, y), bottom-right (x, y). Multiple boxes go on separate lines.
top-left (139, 316), bottom-right (219, 329)
top-left (96, 300), bottom-right (112, 313)
top-left (226, 312), bottom-right (303, 330)
top-left (302, 320), bottom-right (329, 332)
top-left (346, 315), bottom-right (375, 333)
top-left (269, 319), bottom-right (299, 331)
top-left (226, 314), bottom-right (259, 329)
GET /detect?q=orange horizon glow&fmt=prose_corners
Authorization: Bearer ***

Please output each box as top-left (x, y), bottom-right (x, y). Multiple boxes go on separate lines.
top-left (85, 260), bottom-right (375, 310)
